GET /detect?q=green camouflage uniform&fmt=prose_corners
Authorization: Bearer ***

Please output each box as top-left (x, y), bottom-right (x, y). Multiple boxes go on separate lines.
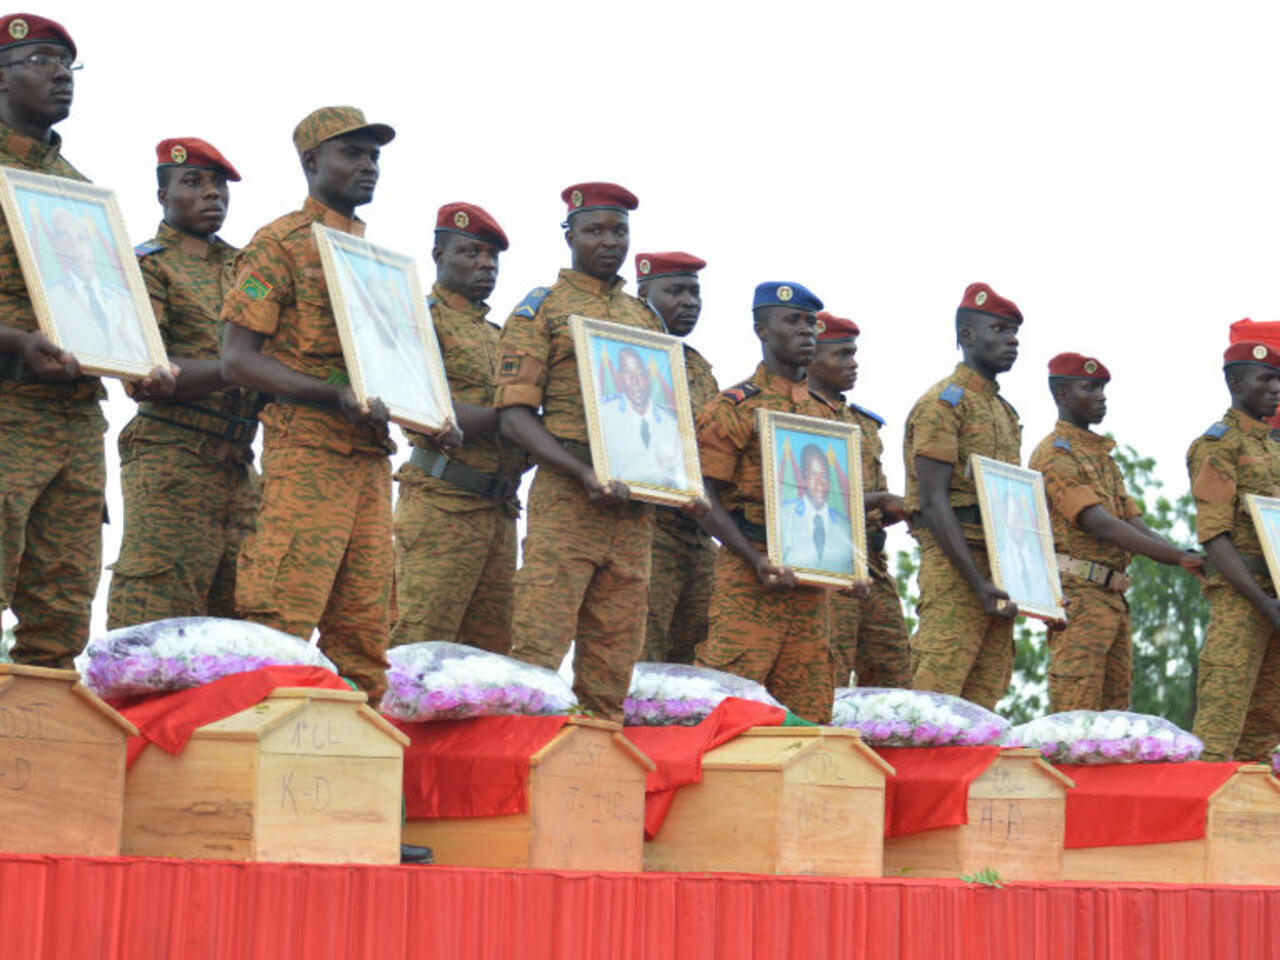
top-left (1029, 420), bottom-right (1140, 711)
top-left (904, 362), bottom-right (1022, 710)
top-left (107, 220), bottom-right (260, 627)
top-left (0, 121), bottom-right (104, 668)
top-left (495, 268), bottom-right (661, 721)
top-left (1187, 407), bottom-right (1280, 761)
top-left (391, 281), bottom-right (528, 653)
top-left (644, 343), bottom-right (719, 663)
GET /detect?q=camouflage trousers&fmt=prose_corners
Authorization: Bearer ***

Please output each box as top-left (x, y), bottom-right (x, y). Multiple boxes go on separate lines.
top-left (391, 468), bottom-right (517, 654)
top-left (1194, 579), bottom-right (1280, 762)
top-left (1047, 579), bottom-right (1130, 712)
top-left (508, 466), bottom-right (652, 721)
top-left (236, 439), bottom-right (392, 700)
top-left (0, 394), bottom-right (105, 668)
top-left (644, 512), bottom-right (716, 663)
top-left (830, 562), bottom-right (911, 689)
top-left (695, 542), bottom-right (833, 723)
top-left (910, 533), bottom-right (1013, 710)
top-left (107, 424), bottom-right (258, 628)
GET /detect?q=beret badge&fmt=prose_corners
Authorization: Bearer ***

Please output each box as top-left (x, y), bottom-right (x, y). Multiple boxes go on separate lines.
top-left (570, 189), bottom-right (583, 208)
top-left (8, 18), bottom-right (27, 39)
top-left (975, 290), bottom-right (988, 306)
top-left (1083, 360), bottom-right (1098, 374)
top-left (170, 144), bottom-right (187, 164)
top-left (638, 258), bottom-right (651, 275)
top-left (777, 285), bottom-right (793, 302)
top-left (453, 211), bottom-right (469, 229)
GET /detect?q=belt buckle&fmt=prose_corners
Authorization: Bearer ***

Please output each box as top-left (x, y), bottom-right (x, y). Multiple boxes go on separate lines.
top-left (428, 452), bottom-right (449, 479)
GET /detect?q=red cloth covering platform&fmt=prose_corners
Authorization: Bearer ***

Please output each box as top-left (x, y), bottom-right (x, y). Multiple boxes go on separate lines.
top-left (877, 745), bottom-right (1003, 837)
top-left (4, 855), bottom-right (1280, 960)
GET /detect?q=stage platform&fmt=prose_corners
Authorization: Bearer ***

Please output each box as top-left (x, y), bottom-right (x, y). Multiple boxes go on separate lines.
top-left (3, 854), bottom-right (1280, 959)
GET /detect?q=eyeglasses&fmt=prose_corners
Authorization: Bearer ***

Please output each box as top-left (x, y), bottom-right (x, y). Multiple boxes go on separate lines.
top-left (0, 53), bottom-right (81, 72)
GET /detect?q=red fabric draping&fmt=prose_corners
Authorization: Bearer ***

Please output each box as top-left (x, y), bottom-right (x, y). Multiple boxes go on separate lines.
top-left (4, 855), bottom-right (1280, 960)
top-left (391, 715), bottom-right (570, 819)
top-left (110, 666), bottom-right (352, 766)
top-left (877, 745), bottom-right (1003, 837)
top-left (1058, 761), bottom-right (1246, 848)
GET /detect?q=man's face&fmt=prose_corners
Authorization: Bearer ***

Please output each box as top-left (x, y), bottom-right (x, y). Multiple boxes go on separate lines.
top-left (161, 167), bottom-right (229, 237)
top-left (434, 232), bottom-right (499, 303)
top-left (1233, 364), bottom-right (1280, 420)
top-left (962, 313), bottom-right (1020, 374)
top-left (644, 275), bottom-right (701, 337)
top-left (567, 209), bottom-right (628, 281)
top-left (1057, 378), bottom-right (1107, 425)
top-left (48, 208), bottom-right (94, 279)
top-left (808, 338), bottom-right (858, 395)
top-left (756, 307), bottom-right (818, 367)
top-left (618, 349), bottom-right (651, 412)
top-left (803, 452), bottom-right (829, 510)
top-left (0, 42), bottom-right (74, 130)
top-left (308, 133), bottom-right (381, 210)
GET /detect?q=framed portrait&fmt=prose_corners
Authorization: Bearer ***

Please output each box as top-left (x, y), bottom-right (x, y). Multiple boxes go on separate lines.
top-left (970, 454), bottom-right (1065, 621)
top-left (757, 409), bottom-right (867, 588)
top-left (312, 224), bottom-right (453, 434)
top-left (0, 168), bottom-right (166, 378)
top-left (1246, 494), bottom-right (1280, 585)
top-left (570, 315), bottom-right (704, 507)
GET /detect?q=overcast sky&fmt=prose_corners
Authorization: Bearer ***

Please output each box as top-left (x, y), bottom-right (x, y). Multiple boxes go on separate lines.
top-left (12, 1), bottom-right (1280, 637)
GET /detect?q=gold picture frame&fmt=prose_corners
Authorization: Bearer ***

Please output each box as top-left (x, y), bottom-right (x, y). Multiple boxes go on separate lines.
top-left (757, 408), bottom-right (867, 588)
top-left (1246, 494), bottom-right (1280, 586)
top-left (312, 223), bottom-right (453, 434)
top-left (570, 315), bottom-right (704, 507)
top-left (0, 168), bottom-right (166, 379)
top-left (970, 454), bottom-right (1065, 621)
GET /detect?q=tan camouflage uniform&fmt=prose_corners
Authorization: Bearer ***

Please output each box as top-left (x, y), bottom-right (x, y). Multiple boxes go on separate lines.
top-left (495, 268), bottom-right (661, 720)
top-left (1188, 407), bottom-right (1280, 761)
top-left (904, 361), bottom-right (1022, 710)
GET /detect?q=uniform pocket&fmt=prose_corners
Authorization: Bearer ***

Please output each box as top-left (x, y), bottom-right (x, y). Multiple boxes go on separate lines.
top-left (234, 528), bottom-right (296, 616)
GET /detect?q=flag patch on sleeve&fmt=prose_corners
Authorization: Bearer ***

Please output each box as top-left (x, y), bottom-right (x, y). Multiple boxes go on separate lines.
top-left (240, 272), bottom-right (273, 300)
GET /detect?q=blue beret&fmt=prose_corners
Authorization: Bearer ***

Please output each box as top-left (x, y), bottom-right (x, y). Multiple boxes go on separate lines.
top-left (752, 281), bottom-right (823, 313)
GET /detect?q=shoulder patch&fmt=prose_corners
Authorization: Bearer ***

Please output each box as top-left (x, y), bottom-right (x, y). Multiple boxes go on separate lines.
top-left (722, 381), bottom-right (761, 404)
top-left (848, 401), bottom-right (885, 426)
top-left (512, 286), bottom-right (550, 319)
top-left (239, 271), bottom-right (273, 301)
top-left (939, 383), bottom-right (964, 407)
top-left (426, 296), bottom-right (437, 310)
top-left (1204, 421), bottom-right (1228, 439)
top-left (1053, 437), bottom-right (1071, 452)
top-left (134, 239), bottom-right (165, 258)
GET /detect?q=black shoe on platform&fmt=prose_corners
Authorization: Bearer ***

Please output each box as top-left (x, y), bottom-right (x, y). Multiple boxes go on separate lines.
top-left (400, 843), bottom-right (435, 864)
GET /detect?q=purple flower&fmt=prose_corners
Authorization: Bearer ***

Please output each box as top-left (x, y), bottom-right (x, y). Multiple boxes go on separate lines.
top-left (911, 723), bottom-right (939, 745)
top-left (1098, 739), bottom-right (1130, 760)
top-left (1068, 739), bottom-right (1098, 760)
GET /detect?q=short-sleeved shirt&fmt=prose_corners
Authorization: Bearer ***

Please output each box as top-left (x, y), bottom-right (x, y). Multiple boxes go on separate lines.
top-left (221, 196), bottom-right (392, 455)
top-left (1029, 419), bottom-right (1141, 573)
top-left (904, 362), bottom-right (1022, 542)
top-left (1187, 406), bottom-right (1280, 556)
top-left (0, 121), bottom-right (101, 403)
top-left (698, 362), bottom-right (841, 530)
top-left (493, 268), bottom-right (661, 444)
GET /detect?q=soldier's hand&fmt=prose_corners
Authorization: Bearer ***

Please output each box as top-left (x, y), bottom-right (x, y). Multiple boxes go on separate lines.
top-left (977, 580), bottom-right (1017, 619)
top-left (754, 557), bottom-right (796, 590)
top-left (21, 330), bottom-right (79, 380)
top-left (582, 471), bottom-right (631, 505)
top-left (838, 578), bottom-right (872, 599)
top-left (1179, 551), bottom-right (1206, 582)
top-left (135, 362), bottom-right (179, 399)
top-left (423, 419), bottom-right (463, 451)
top-left (338, 388), bottom-right (390, 424)
top-left (879, 494), bottom-right (908, 525)
top-left (680, 496), bottom-right (711, 520)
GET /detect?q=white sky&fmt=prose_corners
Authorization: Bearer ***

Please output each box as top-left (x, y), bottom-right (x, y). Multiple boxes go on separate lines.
top-left (12, 0), bottom-right (1280, 637)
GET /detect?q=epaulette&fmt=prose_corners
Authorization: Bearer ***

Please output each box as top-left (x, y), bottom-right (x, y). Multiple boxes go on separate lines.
top-left (1204, 421), bottom-right (1228, 440)
top-left (512, 286), bottom-right (550, 319)
top-left (426, 296), bottom-right (437, 309)
top-left (1053, 437), bottom-right (1071, 452)
top-left (848, 401), bottom-right (885, 426)
top-left (134, 239), bottom-right (165, 258)
top-left (722, 381), bottom-right (761, 404)
top-left (939, 383), bottom-right (964, 407)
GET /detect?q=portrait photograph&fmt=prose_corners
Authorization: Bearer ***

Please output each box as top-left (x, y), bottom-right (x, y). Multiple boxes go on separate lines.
top-left (970, 455), bottom-right (1065, 621)
top-left (0, 168), bottom-right (165, 378)
top-left (570, 315), bottom-right (703, 507)
top-left (758, 409), bottom-right (866, 588)
top-left (313, 224), bottom-right (453, 434)
top-left (1246, 494), bottom-right (1280, 586)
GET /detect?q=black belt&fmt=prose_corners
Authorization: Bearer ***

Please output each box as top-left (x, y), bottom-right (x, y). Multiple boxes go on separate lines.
top-left (1205, 553), bottom-right (1272, 581)
top-left (731, 510), bottom-right (767, 543)
top-left (911, 504), bottom-right (982, 529)
top-left (409, 446), bottom-right (521, 500)
top-left (138, 401), bottom-right (257, 446)
top-left (869, 528), bottom-right (887, 553)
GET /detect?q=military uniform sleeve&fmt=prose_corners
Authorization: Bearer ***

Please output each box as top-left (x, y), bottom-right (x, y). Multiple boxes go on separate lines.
top-left (220, 234), bottom-right (294, 336)
top-left (1189, 440), bottom-right (1237, 543)
top-left (138, 253), bottom-right (170, 337)
top-left (493, 310), bottom-right (549, 410)
top-left (1037, 451), bottom-right (1103, 523)
top-left (697, 398), bottom-right (751, 484)
top-left (908, 395), bottom-right (961, 465)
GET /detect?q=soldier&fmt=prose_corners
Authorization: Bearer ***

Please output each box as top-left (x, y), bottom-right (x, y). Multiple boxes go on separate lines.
top-left (391, 202), bottom-right (527, 653)
top-left (496, 182), bottom-right (704, 721)
top-left (0, 14), bottom-right (172, 668)
top-left (693, 281), bottom-right (860, 723)
top-left (106, 138), bottom-right (260, 628)
top-left (808, 311), bottom-right (910, 688)
top-left (220, 105), bottom-right (403, 699)
top-left (1187, 342), bottom-right (1280, 761)
top-left (1029, 352), bottom-right (1203, 712)
top-left (635, 251), bottom-right (719, 663)
top-left (903, 282), bottom-right (1023, 710)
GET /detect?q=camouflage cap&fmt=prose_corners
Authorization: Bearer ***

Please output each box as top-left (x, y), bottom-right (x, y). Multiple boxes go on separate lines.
top-left (292, 106), bottom-right (395, 156)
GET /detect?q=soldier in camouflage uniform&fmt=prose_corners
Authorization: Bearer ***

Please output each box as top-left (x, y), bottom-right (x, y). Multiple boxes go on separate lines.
top-left (391, 202), bottom-right (527, 652)
top-left (106, 137), bottom-right (261, 627)
top-left (1029, 352), bottom-right (1203, 712)
top-left (903, 282), bottom-right (1023, 710)
top-left (634, 251), bottom-right (718, 663)
top-left (0, 15), bottom-right (173, 667)
top-left (1187, 342), bottom-right (1280, 761)
top-left (693, 281), bottom-right (857, 723)
top-left (808, 311), bottom-right (910, 688)
top-left (220, 106), bottom-right (405, 699)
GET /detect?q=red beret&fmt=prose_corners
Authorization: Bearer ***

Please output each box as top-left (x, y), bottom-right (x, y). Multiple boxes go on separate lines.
top-left (0, 13), bottom-right (74, 58)
top-left (959, 282), bottom-right (1022, 324)
top-left (1048, 352), bottom-right (1109, 381)
top-left (155, 137), bottom-right (241, 182)
top-left (815, 311), bottom-right (860, 341)
top-left (1224, 342), bottom-right (1280, 370)
top-left (635, 251), bottom-right (705, 280)
top-left (562, 181), bottom-right (638, 217)
top-left (435, 201), bottom-right (509, 251)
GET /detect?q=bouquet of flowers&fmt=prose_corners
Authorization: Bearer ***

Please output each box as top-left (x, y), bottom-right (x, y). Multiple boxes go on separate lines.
top-left (1004, 710), bottom-right (1203, 764)
top-left (830, 688), bottom-right (1009, 746)
top-left (380, 641), bottom-right (576, 722)
top-left (624, 663), bottom-right (781, 726)
top-left (77, 617), bottom-right (337, 699)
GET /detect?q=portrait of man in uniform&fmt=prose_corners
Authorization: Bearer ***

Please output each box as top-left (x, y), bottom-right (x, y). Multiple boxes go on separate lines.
top-left (972, 455), bottom-right (1063, 620)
